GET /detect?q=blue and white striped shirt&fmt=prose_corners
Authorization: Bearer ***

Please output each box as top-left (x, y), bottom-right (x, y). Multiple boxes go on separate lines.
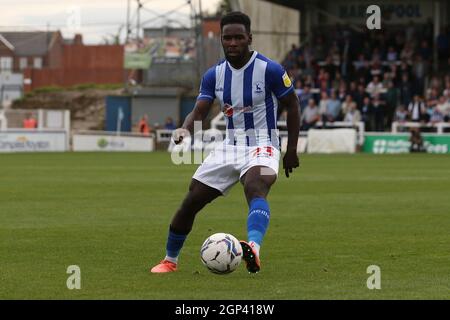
top-left (197, 51), bottom-right (294, 148)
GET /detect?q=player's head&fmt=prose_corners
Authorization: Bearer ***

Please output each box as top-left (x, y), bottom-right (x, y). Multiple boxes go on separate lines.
top-left (220, 11), bottom-right (252, 64)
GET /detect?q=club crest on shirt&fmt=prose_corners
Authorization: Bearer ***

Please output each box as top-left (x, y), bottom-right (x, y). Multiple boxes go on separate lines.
top-left (254, 81), bottom-right (264, 95)
top-left (282, 72), bottom-right (292, 88)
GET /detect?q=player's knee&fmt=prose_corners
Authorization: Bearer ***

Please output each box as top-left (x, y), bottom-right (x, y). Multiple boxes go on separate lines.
top-left (244, 182), bottom-right (266, 199)
top-left (181, 192), bottom-right (208, 212)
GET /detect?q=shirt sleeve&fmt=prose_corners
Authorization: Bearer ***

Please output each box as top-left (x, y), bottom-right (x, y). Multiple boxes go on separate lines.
top-left (266, 62), bottom-right (294, 99)
top-left (197, 67), bottom-right (216, 102)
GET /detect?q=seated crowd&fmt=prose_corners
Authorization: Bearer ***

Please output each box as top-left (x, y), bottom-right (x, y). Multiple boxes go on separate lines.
top-left (280, 23), bottom-right (450, 132)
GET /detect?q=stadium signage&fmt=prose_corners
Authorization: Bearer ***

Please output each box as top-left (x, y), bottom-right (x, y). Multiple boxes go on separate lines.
top-left (0, 132), bottom-right (67, 152)
top-left (73, 134), bottom-right (154, 152)
top-left (340, 4), bottom-right (421, 19)
top-left (328, 1), bottom-right (432, 23)
top-left (363, 134), bottom-right (450, 154)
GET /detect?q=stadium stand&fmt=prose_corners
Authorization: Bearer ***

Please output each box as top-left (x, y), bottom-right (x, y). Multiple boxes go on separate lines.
top-left (281, 23), bottom-right (450, 133)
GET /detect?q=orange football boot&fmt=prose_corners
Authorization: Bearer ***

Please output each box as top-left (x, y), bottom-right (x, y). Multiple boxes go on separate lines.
top-left (150, 260), bottom-right (177, 273)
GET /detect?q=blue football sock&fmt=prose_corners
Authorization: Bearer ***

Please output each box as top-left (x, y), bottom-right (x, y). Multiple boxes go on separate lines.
top-left (247, 197), bottom-right (270, 246)
top-left (166, 228), bottom-right (187, 261)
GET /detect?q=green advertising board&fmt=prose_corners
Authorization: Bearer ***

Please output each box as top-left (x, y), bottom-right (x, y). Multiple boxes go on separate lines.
top-left (124, 53), bottom-right (152, 69)
top-left (363, 134), bottom-right (450, 154)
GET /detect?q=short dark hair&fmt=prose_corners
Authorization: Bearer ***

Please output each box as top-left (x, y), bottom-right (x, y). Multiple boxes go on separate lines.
top-left (220, 11), bottom-right (251, 33)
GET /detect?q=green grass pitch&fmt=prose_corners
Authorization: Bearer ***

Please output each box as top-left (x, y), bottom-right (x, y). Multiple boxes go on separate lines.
top-left (0, 152), bottom-right (449, 299)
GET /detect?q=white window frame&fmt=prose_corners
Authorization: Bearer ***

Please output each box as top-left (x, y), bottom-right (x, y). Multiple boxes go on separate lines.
top-left (33, 57), bottom-right (43, 69)
top-left (0, 56), bottom-right (13, 71)
top-left (19, 57), bottom-right (28, 70)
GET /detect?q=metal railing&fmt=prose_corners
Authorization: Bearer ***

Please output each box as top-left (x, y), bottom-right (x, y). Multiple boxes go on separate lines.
top-left (391, 121), bottom-right (450, 134)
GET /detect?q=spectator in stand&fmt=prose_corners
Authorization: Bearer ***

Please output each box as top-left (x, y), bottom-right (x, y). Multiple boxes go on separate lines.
top-left (429, 106), bottom-right (444, 124)
top-left (366, 75), bottom-right (384, 98)
top-left (428, 75), bottom-right (443, 94)
top-left (298, 84), bottom-right (313, 112)
top-left (301, 99), bottom-right (321, 131)
top-left (322, 90), bottom-right (342, 127)
top-left (361, 97), bottom-right (373, 131)
top-left (139, 114), bottom-right (151, 136)
top-left (396, 60), bottom-right (412, 83)
top-left (318, 91), bottom-right (329, 117)
top-left (386, 46), bottom-right (398, 62)
top-left (372, 93), bottom-right (385, 131)
top-left (395, 105), bottom-right (408, 123)
top-left (23, 113), bottom-right (37, 129)
top-left (400, 42), bottom-right (415, 65)
top-left (317, 69), bottom-right (330, 92)
top-left (443, 80), bottom-right (450, 101)
top-left (348, 81), bottom-right (358, 99)
top-left (382, 72), bottom-right (392, 89)
top-left (372, 47), bottom-right (381, 62)
top-left (294, 79), bottom-right (303, 96)
top-left (164, 117), bottom-right (177, 130)
top-left (385, 81), bottom-right (400, 129)
top-left (331, 71), bottom-right (342, 92)
top-left (426, 88), bottom-right (440, 109)
top-left (337, 82), bottom-right (347, 102)
top-left (343, 100), bottom-right (362, 126)
top-left (354, 83), bottom-right (370, 109)
top-left (408, 95), bottom-right (426, 122)
top-left (323, 55), bottom-right (337, 80)
top-left (369, 59), bottom-right (383, 78)
top-left (342, 95), bottom-right (357, 116)
top-left (353, 53), bottom-right (369, 72)
top-left (399, 74), bottom-right (413, 106)
top-left (297, 54), bottom-right (307, 72)
top-left (436, 96), bottom-right (450, 122)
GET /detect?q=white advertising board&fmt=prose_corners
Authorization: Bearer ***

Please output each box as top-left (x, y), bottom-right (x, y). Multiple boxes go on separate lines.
top-left (73, 134), bottom-right (154, 152)
top-left (0, 131), bottom-right (67, 152)
top-left (307, 129), bottom-right (357, 154)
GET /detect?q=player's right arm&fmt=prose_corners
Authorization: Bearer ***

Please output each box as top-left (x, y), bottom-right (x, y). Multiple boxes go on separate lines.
top-left (173, 99), bottom-right (213, 144)
top-left (173, 67), bottom-right (216, 144)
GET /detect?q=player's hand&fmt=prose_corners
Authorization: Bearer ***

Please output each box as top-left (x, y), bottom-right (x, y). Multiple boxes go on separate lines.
top-left (172, 128), bottom-right (189, 144)
top-left (283, 149), bottom-right (300, 178)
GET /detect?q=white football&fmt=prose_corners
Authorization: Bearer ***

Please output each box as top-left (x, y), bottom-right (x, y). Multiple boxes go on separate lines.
top-left (200, 233), bottom-right (243, 274)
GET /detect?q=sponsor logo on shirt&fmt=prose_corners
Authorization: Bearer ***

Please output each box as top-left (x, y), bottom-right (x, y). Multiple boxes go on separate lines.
top-left (223, 104), bottom-right (234, 117)
top-left (282, 72), bottom-right (292, 88)
top-left (223, 104), bottom-right (253, 117)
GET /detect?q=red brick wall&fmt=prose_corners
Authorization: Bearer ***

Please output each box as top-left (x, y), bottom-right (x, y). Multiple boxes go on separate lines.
top-left (202, 19), bottom-right (221, 38)
top-left (24, 44), bottom-right (124, 91)
top-left (47, 33), bottom-right (64, 68)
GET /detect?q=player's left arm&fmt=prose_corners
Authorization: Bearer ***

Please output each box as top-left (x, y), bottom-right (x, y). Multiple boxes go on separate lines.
top-left (278, 91), bottom-right (300, 178)
top-left (268, 62), bottom-right (301, 178)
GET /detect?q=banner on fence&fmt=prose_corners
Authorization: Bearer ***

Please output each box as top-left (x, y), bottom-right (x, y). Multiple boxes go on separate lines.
top-left (0, 131), bottom-right (67, 152)
top-left (363, 134), bottom-right (450, 154)
top-left (73, 134), bottom-right (154, 152)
